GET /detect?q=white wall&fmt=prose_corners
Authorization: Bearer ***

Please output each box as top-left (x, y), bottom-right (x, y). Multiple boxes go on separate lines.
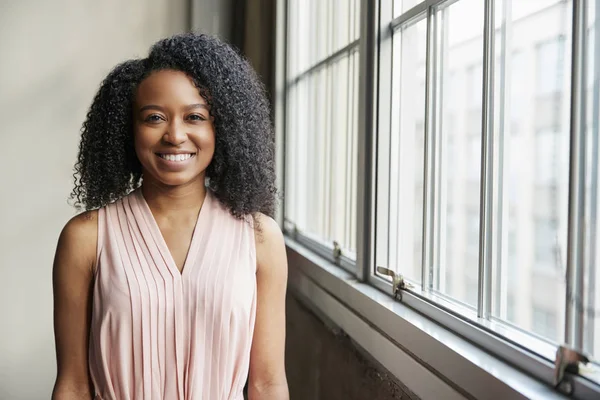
top-left (0, 1), bottom-right (228, 398)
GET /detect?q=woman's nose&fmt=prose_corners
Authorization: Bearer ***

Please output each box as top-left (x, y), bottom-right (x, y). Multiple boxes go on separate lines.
top-left (162, 121), bottom-right (187, 145)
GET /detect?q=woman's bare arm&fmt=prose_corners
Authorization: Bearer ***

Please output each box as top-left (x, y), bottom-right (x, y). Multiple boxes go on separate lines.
top-left (51, 211), bottom-right (97, 400)
top-left (248, 214), bottom-right (289, 400)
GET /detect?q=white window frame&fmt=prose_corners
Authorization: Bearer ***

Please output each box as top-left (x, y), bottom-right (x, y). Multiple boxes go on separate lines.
top-left (275, 0), bottom-right (600, 399)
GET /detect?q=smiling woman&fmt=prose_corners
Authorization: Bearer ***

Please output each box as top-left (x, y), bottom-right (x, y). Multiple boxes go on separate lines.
top-left (134, 70), bottom-right (215, 186)
top-left (70, 34), bottom-right (278, 219)
top-left (51, 33), bottom-right (288, 400)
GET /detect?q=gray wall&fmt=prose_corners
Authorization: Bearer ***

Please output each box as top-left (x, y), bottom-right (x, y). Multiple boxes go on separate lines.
top-left (285, 293), bottom-right (419, 400)
top-left (191, 0), bottom-right (233, 42)
top-left (0, 1), bottom-right (229, 398)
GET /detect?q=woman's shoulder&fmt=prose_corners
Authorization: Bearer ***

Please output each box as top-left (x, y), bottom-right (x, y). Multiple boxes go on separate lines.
top-left (62, 210), bottom-right (98, 238)
top-left (252, 213), bottom-right (286, 274)
top-left (252, 213), bottom-right (282, 242)
top-left (55, 210), bottom-right (99, 275)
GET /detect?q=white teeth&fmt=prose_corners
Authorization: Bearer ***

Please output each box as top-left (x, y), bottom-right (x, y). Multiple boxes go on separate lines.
top-left (159, 153), bottom-right (193, 162)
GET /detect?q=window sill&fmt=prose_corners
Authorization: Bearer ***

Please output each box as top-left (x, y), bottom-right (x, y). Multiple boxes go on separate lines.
top-left (285, 236), bottom-right (571, 400)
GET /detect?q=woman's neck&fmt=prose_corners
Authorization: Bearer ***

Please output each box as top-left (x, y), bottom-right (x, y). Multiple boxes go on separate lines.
top-left (140, 177), bottom-right (207, 215)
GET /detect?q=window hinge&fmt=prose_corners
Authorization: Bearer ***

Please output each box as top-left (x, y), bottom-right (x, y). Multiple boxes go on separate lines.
top-left (333, 241), bottom-right (342, 263)
top-left (553, 345), bottom-right (590, 395)
top-left (376, 266), bottom-right (414, 301)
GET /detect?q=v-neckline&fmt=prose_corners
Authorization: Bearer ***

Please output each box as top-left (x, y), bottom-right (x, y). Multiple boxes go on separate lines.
top-left (136, 188), bottom-right (210, 278)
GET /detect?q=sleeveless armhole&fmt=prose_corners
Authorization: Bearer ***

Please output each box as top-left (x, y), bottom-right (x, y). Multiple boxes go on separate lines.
top-left (249, 215), bottom-right (258, 275)
top-left (251, 226), bottom-right (258, 275)
top-left (94, 207), bottom-right (105, 279)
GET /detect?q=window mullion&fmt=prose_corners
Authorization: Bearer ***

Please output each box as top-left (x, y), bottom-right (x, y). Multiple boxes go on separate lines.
top-left (585, 0), bottom-right (600, 355)
top-left (422, 5), bottom-right (437, 291)
top-left (477, 0), bottom-right (495, 320)
top-left (495, 0), bottom-right (511, 321)
top-left (357, 0), bottom-right (377, 281)
top-left (565, 0), bottom-right (588, 351)
top-left (344, 0), bottom-right (353, 249)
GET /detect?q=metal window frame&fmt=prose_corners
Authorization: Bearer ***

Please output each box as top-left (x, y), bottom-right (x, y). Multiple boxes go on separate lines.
top-left (279, 0), bottom-right (600, 398)
top-left (366, 0), bottom-right (600, 397)
top-left (585, 0), bottom-right (600, 356)
top-left (477, 0), bottom-right (495, 320)
top-left (565, 0), bottom-right (588, 353)
top-left (356, 0), bottom-right (378, 281)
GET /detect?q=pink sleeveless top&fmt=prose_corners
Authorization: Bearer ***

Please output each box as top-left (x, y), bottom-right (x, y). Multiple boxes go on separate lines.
top-left (89, 189), bottom-right (257, 400)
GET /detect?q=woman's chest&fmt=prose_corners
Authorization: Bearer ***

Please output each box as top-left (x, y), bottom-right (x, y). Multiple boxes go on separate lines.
top-left (94, 236), bottom-right (257, 325)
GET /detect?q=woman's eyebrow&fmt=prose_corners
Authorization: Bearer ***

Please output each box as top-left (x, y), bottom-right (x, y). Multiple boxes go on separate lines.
top-left (138, 104), bottom-right (208, 113)
top-left (185, 103), bottom-right (209, 111)
top-left (139, 104), bottom-right (164, 113)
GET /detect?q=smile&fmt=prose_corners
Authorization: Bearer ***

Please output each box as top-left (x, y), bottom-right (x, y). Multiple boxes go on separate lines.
top-left (156, 153), bottom-right (196, 162)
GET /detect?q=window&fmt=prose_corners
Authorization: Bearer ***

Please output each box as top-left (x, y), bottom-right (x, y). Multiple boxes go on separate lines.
top-left (409, 0), bottom-right (485, 310)
top-left (375, 16), bottom-right (427, 284)
top-left (489, 0), bottom-right (570, 347)
top-left (284, 0), bottom-right (359, 260)
top-left (282, 0), bottom-right (600, 396)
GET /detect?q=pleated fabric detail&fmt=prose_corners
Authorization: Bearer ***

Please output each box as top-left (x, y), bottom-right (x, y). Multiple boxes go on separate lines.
top-left (89, 189), bottom-right (256, 400)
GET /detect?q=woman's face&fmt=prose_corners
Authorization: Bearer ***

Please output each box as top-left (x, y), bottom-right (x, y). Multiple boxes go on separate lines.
top-left (133, 69), bottom-right (215, 188)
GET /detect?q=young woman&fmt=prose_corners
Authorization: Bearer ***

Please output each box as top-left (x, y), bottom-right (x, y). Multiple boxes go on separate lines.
top-left (51, 33), bottom-right (288, 400)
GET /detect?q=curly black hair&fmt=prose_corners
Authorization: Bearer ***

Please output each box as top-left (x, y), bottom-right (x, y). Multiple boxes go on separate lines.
top-left (71, 32), bottom-right (277, 219)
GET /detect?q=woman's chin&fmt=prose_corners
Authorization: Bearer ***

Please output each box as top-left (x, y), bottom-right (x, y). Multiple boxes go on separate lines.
top-left (145, 170), bottom-right (205, 188)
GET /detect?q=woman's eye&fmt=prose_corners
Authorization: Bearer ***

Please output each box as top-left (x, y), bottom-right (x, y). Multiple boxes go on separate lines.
top-left (187, 114), bottom-right (206, 121)
top-left (145, 114), bottom-right (163, 123)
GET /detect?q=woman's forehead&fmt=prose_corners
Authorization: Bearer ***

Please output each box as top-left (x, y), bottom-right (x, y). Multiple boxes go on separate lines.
top-left (136, 70), bottom-right (207, 105)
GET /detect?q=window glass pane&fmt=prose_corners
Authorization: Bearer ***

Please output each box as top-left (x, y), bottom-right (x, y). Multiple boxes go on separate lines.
top-left (376, 19), bottom-right (427, 284)
top-left (394, 0), bottom-right (421, 17)
top-left (491, 0), bottom-right (571, 344)
top-left (534, 218), bottom-right (560, 274)
top-left (512, 0), bottom-right (564, 20)
top-left (510, 51), bottom-right (526, 126)
top-left (435, 0), bottom-right (484, 307)
top-left (536, 39), bottom-right (566, 96)
top-left (316, 0), bottom-right (328, 61)
top-left (533, 307), bottom-right (558, 339)
top-left (333, 0), bottom-right (350, 52)
top-left (284, 0), bottom-right (360, 255)
top-left (289, 0), bottom-right (311, 77)
top-left (353, 0), bottom-right (360, 41)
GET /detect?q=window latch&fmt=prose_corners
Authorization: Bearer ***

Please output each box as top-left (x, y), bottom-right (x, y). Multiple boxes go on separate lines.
top-left (333, 241), bottom-right (342, 263)
top-left (376, 267), bottom-right (413, 301)
top-left (553, 345), bottom-right (590, 394)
